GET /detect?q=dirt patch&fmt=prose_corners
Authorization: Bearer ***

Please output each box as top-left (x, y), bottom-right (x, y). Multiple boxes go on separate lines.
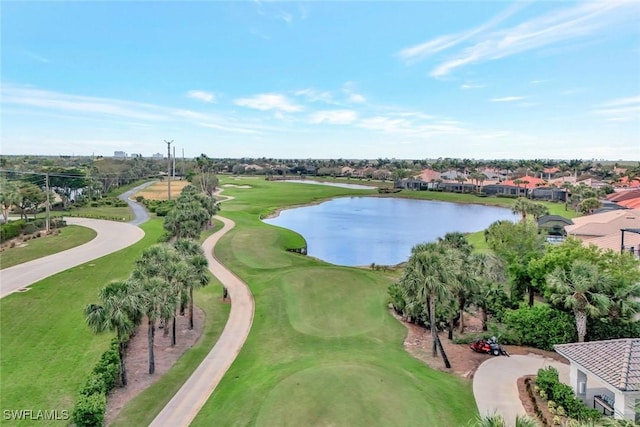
top-left (395, 310), bottom-right (567, 380)
top-left (222, 184), bottom-right (252, 189)
top-left (104, 306), bottom-right (205, 425)
top-left (133, 181), bottom-right (190, 201)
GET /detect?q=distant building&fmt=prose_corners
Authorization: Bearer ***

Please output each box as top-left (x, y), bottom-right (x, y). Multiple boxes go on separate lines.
top-left (152, 153), bottom-right (164, 159)
top-left (114, 151), bottom-right (127, 158)
top-left (130, 153), bottom-right (143, 158)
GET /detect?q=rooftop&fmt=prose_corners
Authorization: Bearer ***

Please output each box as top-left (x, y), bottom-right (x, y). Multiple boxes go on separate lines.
top-left (554, 339), bottom-right (640, 392)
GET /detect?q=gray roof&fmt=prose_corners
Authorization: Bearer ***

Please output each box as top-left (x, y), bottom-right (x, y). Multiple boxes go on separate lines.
top-left (554, 339), bottom-right (640, 392)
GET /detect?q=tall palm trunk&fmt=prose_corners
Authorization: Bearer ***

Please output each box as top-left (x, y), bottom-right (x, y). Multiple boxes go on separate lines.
top-left (430, 292), bottom-right (438, 358)
top-left (189, 287), bottom-right (194, 330)
top-left (575, 310), bottom-right (587, 342)
top-left (480, 307), bottom-right (488, 331)
top-left (118, 338), bottom-right (127, 386)
top-left (458, 296), bottom-right (466, 333)
top-left (171, 315), bottom-right (176, 347)
top-left (148, 318), bottom-right (155, 374)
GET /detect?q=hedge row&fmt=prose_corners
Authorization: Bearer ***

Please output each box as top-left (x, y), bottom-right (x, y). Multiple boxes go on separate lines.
top-left (0, 218), bottom-right (67, 243)
top-left (536, 367), bottom-right (602, 422)
top-left (71, 339), bottom-right (120, 427)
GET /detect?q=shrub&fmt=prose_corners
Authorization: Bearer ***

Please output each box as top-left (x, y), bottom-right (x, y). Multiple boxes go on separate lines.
top-left (0, 220), bottom-right (25, 243)
top-left (92, 341), bottom-right (119, 392)
top-left (71, 393), bottom-right (106, 427)
top-left (502, 304), bottom-right (576, 350)
top-left (536, 367), bottom-right (602, 422)
top-left (22, 223), bottom-right (37, 235)
top-left (135, 195), bottom-right (144, 202)
top-left (588, 317), bottom-right (640, 341)
top-left (79, 373), bottom-right (106, 396)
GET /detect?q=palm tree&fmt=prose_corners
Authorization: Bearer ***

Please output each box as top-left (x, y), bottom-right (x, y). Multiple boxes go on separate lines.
top-left (403, 243), bottom-right (458, 357)
top-left (511, 197), bottom-right (533, 222)
top-left (546, 260), bottom-right (612, 342)
top-left (469, 253), bottom-right (505, 332)
top-left (173, 238), bottom-right (210, 329)
top-left (469, 414), bottom-right (538, 427)
top-left (84, 280), bottom-right (142, 386)
top-left (132, 245), bottom-right (181, 373)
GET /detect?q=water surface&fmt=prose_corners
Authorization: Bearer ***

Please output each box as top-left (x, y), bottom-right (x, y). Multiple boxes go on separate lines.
top-left (264, 196), bottom-right (517, 266)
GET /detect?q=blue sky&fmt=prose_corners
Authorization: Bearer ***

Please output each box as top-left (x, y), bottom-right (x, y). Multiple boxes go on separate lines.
top-left (1, 1), bottom-right (639, 160)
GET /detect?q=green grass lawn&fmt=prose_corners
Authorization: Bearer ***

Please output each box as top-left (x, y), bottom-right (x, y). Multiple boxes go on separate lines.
top-left (190, 178), bottom-right (477, 427)
top-left (52, 206), bottom-right (133, 221)
top-left (0, 220), bottom-right (165, 426)
top-left (0, 226), bottom-right (97, 269)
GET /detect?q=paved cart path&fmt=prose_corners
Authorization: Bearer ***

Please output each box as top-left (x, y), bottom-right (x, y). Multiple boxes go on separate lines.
top-left (149, 215), bottom-right (255, 427)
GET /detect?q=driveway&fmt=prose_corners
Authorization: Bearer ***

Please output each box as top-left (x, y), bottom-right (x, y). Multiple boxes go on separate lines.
top-left (473, 354), bottom-right (569, 425)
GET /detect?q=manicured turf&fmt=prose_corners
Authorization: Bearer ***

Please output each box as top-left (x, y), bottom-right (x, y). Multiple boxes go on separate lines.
top-left (52, 206), bottom-right (133, 221)
top-left (0, 225), bottom-right (97, 269)
top-left (0, 220), bottom-right (164, 426)
top-left (191, 178), bottom-right (477, 427)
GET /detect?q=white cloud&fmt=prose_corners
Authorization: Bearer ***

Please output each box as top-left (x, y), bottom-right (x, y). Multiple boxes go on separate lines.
top-left (309, 110), bottom-right (358, 125)
top-left (461, 84), bottom-right (486, 90)
top-left (594, 96), bottom-right (640, 122)
top-left (490, 96), bottom-right (525, 102)
top-left (397, 2), bottom-right (526, 64)
top-left (1, 84), bottom-right (168, 121)
top-left (342, 82), bottom-right (366, 104)
top-left (427, 2), bottom-right (635, 77)
top-left (234, 93), bottom-right (303, 112)
top-left (186, 90), bottom-right (216, 103)
top-left (294, 88), bottom-right (335, 104)
top-left (529, 80), bottom-right (547, 85)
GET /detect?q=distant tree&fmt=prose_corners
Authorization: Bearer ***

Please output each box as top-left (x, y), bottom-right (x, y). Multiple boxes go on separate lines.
top-left (578, 197), bottom-right (601, 214)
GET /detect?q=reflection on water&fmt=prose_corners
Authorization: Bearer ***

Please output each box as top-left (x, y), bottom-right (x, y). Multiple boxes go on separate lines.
top-left (263, 197), bottom-right (517, 266)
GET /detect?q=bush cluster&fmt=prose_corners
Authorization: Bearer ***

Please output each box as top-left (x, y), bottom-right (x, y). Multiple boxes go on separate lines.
top-left (502, 304), bottom-right (576, 350)
top-left (142, 199), bottom-right (175, 217)
top-left (0, 218), bottom-right (67, 243)
top-left (71, 339), bottom-right (120, 427)
top-left (536, 367), bottom-right (601, 422)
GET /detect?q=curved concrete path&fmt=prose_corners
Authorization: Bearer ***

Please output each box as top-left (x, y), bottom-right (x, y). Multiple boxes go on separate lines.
top-left (150, 215), bottom-right (255, 427)
top-left (0, 218), bottom-right (144, 298)
top-left (0, 181), bottom-right (154, 299)
top-left (473, 354), bottom-right (569, 426)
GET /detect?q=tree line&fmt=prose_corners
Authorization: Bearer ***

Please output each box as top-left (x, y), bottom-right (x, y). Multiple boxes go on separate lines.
top-left (389, 220), bottom-right (640, 358)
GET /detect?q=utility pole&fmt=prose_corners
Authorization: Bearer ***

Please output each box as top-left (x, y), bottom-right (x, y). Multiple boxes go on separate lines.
top-left (172, 146), bottom-right (176, 179)
top-left (165, 140), bottom-right (173, 200)
top-left (45, 173), bottom-right (51, 233)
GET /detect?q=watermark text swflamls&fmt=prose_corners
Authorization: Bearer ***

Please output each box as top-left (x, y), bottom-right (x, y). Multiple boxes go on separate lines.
top-left (3, 409), bottom-right (70, 421)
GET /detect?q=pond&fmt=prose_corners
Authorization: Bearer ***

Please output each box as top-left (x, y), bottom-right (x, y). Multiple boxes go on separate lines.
top-left (263, 196), bottom-right (518, 266)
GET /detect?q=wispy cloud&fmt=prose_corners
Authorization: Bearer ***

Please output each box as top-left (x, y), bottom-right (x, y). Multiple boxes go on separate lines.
top-left (415, 2), bottom-right (635, 77)
top-left (294, 88), bottom-right (335, 104)
top-left (397, 2), bottom-right (526, 65)
top-left (1, 84), bottom-right (269, 135)
top-left (342, 82), bottom-right (366, 104)
top-left (2, 84), bottom-right (168, 121)
top-left (309, 110), bottom-right (358, 125)
top-left (22, 50), bottom-right (50, 63)
top-left (594, 95), bottom-right (640, 122)
top-left (529, 79), bottom-right (547, 85)
top-left (186, 90), bottom-right (217, 103)
top-left (234, 93), bottom-right (303, 112)
top-left (490, 96), bottom-right (525, 102)
top-left (461, 83), bottom-right (486, 90)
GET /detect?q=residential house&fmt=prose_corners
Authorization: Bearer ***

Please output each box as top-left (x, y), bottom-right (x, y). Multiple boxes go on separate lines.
top-left (565, 209), bottom-right (640, 256)
top-left (555, 339), bottom-right (640, 422)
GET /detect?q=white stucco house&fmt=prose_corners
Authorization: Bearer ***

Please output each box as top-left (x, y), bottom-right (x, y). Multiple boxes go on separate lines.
top-left (554, 338), bottom-right (640, 422)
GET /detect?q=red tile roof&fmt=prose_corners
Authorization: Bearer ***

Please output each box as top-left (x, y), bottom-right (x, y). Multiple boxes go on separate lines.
top-left (617, 176), bottom-right (640, 188)
top-left (555, 339), bottom-right (640, 391)
top-left (501, 176), bottom-right (547, 189)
